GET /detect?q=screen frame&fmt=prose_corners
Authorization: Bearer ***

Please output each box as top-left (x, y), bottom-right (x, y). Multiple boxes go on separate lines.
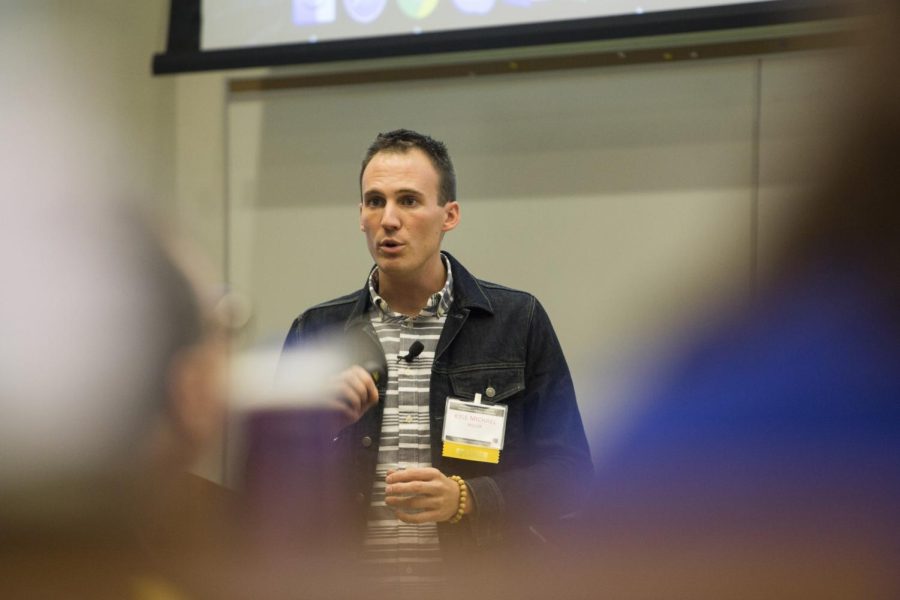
top-left (152, 0), bottom-right (843, 75)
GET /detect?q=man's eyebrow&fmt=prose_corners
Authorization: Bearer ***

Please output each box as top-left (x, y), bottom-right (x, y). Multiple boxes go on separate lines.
top-left (362, 187), bottom-right (424, 197)
top-left (394, 188), bottom-right (425, 196)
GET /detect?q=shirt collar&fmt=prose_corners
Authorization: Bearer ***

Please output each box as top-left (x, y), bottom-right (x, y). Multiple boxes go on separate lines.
top-left (368, 253), bottom-right (454, 321)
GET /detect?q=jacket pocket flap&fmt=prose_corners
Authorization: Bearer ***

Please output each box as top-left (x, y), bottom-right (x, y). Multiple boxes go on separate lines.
top-left (449, 366), bottom-right (525, 403)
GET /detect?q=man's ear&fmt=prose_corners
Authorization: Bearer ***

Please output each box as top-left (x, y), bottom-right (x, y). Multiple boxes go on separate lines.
top-left (442, 201), bottom-right (460, 232)
top-left (359, 203), bottom-right (365, 232)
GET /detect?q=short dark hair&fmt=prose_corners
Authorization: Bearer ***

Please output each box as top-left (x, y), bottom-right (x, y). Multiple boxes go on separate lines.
top-left (360, 129), bottom-right (456, 205)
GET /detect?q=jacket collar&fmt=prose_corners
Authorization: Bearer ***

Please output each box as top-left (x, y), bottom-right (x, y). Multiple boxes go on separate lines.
top-left (343, 251), bottom-right (493, 331)
top-left (442, 251), bottom-right (493, 315)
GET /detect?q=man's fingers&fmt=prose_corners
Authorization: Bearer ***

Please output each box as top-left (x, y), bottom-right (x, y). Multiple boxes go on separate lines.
top-left (385, 481), bottom-right (430, 497)
top-left (333, 381), bottom-right (361, 411)
top-left (384, 495), bottom-right (412, 508)
top-left (384, 492), bottom-right (437, 508)
top-left (385, 467), bottom-right (439, 484)
top-left (383, 469), bottom-right (461, 523)
top-left (330, 365), bottom-right (379, 423)
top-left (400, 496), bottom-right (439, 511)
top-left (354, 365), bottom-right (379, 408)
top-left (394, 510), bottom-right (441, 524)
top-left (345, 365), bottom-right (378, 409)
top-left (343, 367), bottom-right (369, 398)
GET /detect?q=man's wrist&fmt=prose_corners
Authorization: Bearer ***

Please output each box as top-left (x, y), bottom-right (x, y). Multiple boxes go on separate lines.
top-left (448, 475), bottom-right (468, 523)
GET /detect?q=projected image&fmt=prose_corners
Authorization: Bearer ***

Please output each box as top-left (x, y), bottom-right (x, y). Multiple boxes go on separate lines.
top-left (453, 0), bottom-right (495, 15)
top-left (293, 0), bottom-right (337, 25)
top-left (344, 0), bottom-right (388, 22)
top-left (202, 0), bottom-right (779, 51)
top-left (397, 0), bottom-right (440, 19)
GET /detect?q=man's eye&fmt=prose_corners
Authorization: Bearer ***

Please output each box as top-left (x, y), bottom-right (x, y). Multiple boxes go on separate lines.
top-left (399, 196), bottom-right (418, 206)
top-left (365, 197), bottom-right (385, 208)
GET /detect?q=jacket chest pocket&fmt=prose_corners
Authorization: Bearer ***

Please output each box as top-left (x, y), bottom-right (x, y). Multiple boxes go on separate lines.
top-left (447, 366), bottom-right (526, 452)
top-left (448, 366), bottom-right (525, 403)
top-left (449, 366), bottom-right (525, 402)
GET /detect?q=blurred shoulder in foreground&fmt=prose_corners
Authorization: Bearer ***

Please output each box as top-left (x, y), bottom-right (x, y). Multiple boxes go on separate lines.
top-left (533, 1), bottom-right (900, 598)
top-left (0, 198), bottom-right (235, 598)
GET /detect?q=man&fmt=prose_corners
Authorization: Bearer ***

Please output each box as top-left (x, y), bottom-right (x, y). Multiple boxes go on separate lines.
top-left (283, 129), bottom-right (592, 583)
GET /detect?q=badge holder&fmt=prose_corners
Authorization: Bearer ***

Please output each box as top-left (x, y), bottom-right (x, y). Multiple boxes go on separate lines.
top-left (441, 393), bottom-right (507, 464)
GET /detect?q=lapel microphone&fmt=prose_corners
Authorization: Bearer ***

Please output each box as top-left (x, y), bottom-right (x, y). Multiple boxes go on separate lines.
top-left (403, 341), bottom-right (424, 363)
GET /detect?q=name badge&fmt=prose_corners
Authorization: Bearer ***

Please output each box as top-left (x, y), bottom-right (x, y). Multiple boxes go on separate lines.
top-left (441, 393), bottom-right (507, 464)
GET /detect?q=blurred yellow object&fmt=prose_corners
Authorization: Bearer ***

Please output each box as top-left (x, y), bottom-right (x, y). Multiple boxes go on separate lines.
top-left (133, 576), bottom-right (190, 600)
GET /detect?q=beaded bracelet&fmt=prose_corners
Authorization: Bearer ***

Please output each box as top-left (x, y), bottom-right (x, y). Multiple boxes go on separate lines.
top-left (448, 475), bottom-right (467, 524)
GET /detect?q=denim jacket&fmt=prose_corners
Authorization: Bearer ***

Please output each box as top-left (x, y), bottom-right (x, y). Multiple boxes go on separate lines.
top-left (282, 252), bottom-right (593, 555)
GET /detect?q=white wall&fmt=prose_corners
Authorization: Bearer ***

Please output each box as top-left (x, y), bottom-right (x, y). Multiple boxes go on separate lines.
top-left (0, 1), bottom-right (174, 216)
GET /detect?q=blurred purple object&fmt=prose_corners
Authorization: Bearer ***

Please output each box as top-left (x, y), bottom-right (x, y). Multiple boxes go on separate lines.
top-left (241, 407), bottom-right (354, 556)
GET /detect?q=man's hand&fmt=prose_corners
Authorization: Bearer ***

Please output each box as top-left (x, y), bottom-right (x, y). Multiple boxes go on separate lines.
top-left (329, 365), bottom-right (378, 424)
top-left (384, 467), bottom-right (471, 523)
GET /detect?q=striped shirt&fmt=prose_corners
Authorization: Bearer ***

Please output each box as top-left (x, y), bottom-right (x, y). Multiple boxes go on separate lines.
top-left (361, 254), bottom-right (453, 595)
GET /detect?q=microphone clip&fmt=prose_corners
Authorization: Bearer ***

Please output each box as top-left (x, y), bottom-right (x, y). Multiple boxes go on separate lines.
top-left (402, 340), bottom-right (424, 363)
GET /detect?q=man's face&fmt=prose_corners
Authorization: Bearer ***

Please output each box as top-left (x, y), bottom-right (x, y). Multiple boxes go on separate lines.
top-left (360, 148), bottom-right (459, 279)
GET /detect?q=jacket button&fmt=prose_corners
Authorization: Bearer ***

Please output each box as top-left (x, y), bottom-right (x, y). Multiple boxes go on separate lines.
top-left (361, 436), bottom-right (373, 448)
top-left (485, 386), bottom-right (496, 398)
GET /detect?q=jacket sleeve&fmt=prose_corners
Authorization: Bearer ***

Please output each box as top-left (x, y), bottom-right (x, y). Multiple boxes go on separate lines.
top-left (464, 297), bottom-right (594, 547)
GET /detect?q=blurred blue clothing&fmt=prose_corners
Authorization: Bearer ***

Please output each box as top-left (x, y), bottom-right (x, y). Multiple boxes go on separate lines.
top-left (583, 266), bottom-right (900, 593)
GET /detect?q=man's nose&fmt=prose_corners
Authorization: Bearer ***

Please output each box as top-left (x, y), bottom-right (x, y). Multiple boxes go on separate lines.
top-left (380, 202), bottom-right (401, 230)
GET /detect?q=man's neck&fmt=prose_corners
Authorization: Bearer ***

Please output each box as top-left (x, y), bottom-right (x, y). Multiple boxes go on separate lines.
top-left (378, 255), bottom-right (446, 316)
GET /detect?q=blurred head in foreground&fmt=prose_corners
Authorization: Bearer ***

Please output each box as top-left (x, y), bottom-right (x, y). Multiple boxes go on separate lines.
top-left (0, 198), bottom-right (228, 595)
top-left (502, 3), bottom-right (900, 599)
